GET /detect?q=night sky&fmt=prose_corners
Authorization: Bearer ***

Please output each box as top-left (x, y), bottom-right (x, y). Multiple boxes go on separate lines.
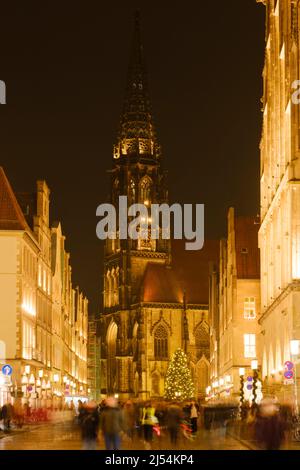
top-left (0, 1), bottom-right (265, 313)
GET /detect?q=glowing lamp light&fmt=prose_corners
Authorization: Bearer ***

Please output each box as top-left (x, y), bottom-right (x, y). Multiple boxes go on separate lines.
top-left (21, 374), bottom-right (28, 385)
top-left (21, 301), bottom-right (36, 317)
top-left (29, 374), bottom-right (35, 385)
top-left (225, 375), bottom-right (231, 383)
top-left (114, 393), bottom-right (119, 399)
top-left (24, 365), bottom-right (30, 375)
top-left (39, 370), bottom-right (43, 378)
top-left (36, 379), bottom-right (41, 387)
top-left (219, 378), bottom-right (224, 386)
top-left (290, 340), bottom-right (300, 356)
top-left (53, 374), bottom-right (59, 383)
top-left (46, 381), bottom-right (51, 390)
top-left (239, 368), bottom-right (245, 377)
top-left (63, 376), bottom-right (67, 384)
top-left (251, 360), bottom-right (258, 370)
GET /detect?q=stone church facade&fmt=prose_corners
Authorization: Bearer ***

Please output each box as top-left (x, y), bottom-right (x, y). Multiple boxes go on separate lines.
top-left (99, 13), bottom-right (218, 400)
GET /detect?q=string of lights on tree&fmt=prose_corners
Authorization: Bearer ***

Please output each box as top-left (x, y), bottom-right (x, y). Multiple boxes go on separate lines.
top-left (164, 348), bottom-right (195, 401)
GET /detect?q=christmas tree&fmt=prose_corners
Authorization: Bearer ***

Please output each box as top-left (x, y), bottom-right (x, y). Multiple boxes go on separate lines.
top-left (164, 348), bottom-right (195, 400)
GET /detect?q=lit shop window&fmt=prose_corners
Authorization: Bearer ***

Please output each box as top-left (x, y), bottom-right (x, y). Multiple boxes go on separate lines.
top-left (244, 297), bottom-right (256, 319)
top-left (22, 321), bottom-right (36, 360)
top-left (244, 334), bottom-right (256, 358)
top-left (22, 292), bottom-right (36, 317)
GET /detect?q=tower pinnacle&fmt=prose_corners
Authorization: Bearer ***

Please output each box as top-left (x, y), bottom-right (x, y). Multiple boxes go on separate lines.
top-left (113, 11), bottom-right (160, 160)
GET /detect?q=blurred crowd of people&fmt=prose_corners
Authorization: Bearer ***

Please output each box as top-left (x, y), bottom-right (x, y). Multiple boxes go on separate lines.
top-left (76, 398), bottom-right (201, 450)
top-left (0, 399), bottom-right (75, 432)
top-left (2, 394), bottom-right (300, 450)
top-left (239, 397), bottom-right (296, 450)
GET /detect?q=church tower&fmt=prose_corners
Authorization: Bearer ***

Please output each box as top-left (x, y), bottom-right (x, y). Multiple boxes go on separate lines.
top-left (101, 12), bottom-right (171, 397)
top-left (103, 12), bottom-right (170, 314)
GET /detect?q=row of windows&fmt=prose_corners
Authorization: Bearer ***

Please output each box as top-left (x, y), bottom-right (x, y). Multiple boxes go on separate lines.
top-left (153, 323), bottom-right (209, 360)
top-left (113, 176), bottom-right (152, 205)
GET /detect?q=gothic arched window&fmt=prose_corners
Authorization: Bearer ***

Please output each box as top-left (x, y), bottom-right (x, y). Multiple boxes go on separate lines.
top-left (140, 176), bottom-right (152, 204)
top-left (111, 268), bottom-right (119, 306)
top-left (196, 359), bottom-right (209, 395)
top-left (151, 372), bottom-right (160, 396)
top-left (195, 323), bottom-right (209, 360)
top-left (130, 179), bottom-right (136, 204)
top-left (107, 321), bottom-right (118, 392)
top-left (154, 324), bottom-right (168, 360)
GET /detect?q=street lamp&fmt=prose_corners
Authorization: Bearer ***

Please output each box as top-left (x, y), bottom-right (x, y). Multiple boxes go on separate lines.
top-left (251, 360), bottom-right (258, 408)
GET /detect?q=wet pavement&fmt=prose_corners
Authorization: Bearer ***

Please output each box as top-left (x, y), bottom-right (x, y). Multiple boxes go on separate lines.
top-left (0, 420), bottom-right (249, 450)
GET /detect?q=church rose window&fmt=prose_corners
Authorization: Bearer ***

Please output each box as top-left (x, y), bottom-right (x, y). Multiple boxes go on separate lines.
top-left (154, 324), bottom-right (168, 360)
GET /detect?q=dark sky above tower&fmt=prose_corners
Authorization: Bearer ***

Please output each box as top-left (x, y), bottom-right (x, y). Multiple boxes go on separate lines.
top-left (0, 1), bottom-right (265, 313)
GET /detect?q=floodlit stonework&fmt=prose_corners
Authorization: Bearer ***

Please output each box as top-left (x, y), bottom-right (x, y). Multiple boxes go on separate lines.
top-left (0, 168), bottom-right (88, 406)
top-left (209, 208), bottom-right (261, 399)
top-left (258, 0), bottom-right (300, 400)
top-left (99, 14), bottom-right (218, 400)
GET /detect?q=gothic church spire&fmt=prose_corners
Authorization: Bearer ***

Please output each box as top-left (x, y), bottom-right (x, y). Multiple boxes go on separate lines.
top-left (114, 11), bottom-right (160, 160)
